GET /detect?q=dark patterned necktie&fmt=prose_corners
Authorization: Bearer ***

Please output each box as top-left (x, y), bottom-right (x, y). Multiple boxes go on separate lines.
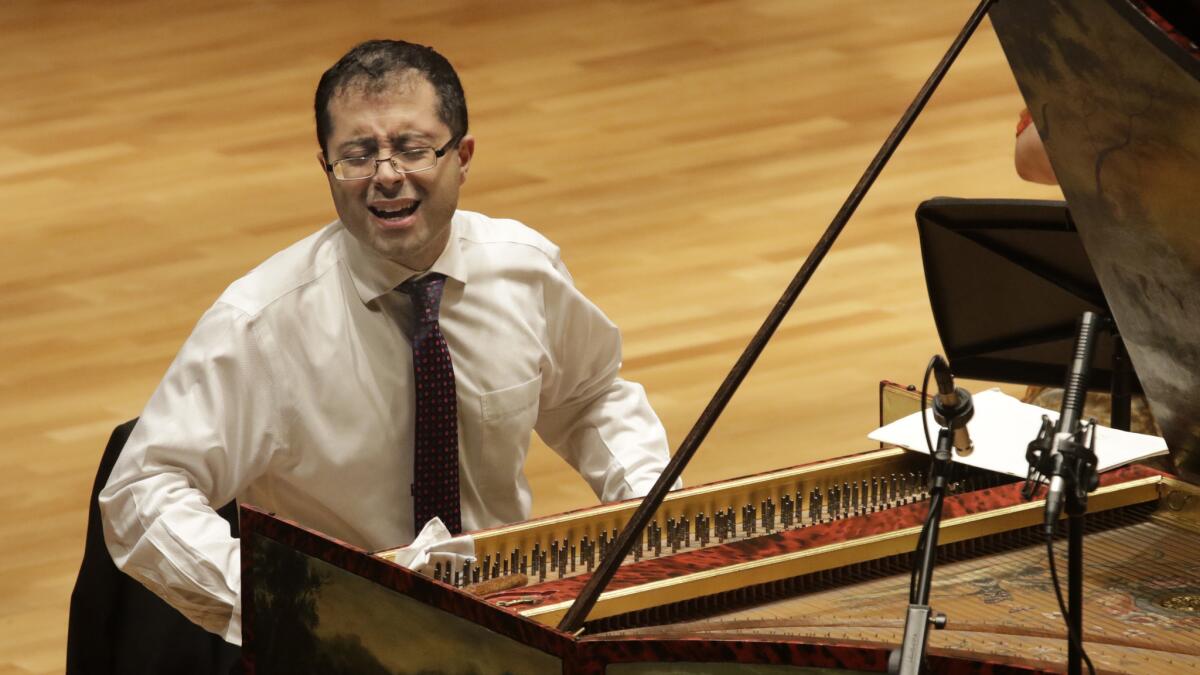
top-left (398, 273), bottom-right (461, 535)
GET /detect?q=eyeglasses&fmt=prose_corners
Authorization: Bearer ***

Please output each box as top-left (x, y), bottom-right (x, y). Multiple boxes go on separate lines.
top-left (325, 136), bottom-right (460, 181)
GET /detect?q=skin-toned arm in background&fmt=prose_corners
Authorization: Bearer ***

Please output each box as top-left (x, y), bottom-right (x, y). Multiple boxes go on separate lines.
top-left (1014, 109), bottom-right (1058, 185)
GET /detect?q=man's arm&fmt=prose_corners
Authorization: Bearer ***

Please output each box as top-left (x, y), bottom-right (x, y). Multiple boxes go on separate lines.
top-left (99, 303), bottom-right (283, 645)
top-left (532, 258), bottom-right (675, 502)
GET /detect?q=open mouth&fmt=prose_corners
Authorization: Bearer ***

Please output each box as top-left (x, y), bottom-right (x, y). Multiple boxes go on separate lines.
top-left (369, 201), bottom-right (420, 221)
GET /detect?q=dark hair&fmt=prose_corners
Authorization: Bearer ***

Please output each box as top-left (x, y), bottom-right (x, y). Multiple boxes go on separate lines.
top-left (314, 40), bottom-right (468, 158)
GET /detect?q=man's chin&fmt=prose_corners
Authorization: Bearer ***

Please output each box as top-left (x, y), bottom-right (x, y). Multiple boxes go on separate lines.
top-left (367, 228), bottom-right (442, 269)
top-left (369, 236), bottom-right (419, 266)
top-left (346, 213), bottom-right (448, 269)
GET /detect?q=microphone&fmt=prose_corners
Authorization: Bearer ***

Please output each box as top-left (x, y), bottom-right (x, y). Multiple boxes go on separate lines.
top-left (930, 355), bottom-right (974, 457)
top-left (1043, 312), bottom-right (1100, 532)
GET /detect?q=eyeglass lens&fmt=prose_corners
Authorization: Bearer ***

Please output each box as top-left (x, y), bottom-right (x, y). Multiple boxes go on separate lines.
top-left (334, 149), bottom-right (437, 180)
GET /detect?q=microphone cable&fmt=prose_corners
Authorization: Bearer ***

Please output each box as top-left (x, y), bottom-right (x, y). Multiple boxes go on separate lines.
top-left (909, 355), bottom-right (943, 604)
top-left (916, 354), bottom-right (1095, 674)
top-left (1045, 522), bottom-right (1096, 675)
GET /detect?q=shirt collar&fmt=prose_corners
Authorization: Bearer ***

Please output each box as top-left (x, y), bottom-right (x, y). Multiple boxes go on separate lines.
top-left (340, 212), bottom-right (469, 305)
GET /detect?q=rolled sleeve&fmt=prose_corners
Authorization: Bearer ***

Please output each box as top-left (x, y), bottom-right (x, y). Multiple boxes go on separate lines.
top-left (99, 302), bottom-right (284, 644)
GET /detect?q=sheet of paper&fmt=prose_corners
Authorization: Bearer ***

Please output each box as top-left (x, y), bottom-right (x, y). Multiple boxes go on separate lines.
top-left (868, 389), bottom-right (1168, 479)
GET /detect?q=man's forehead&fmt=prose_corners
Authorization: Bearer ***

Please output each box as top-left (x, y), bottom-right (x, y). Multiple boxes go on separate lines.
top-left (327, 75), bottom-right (445, 141)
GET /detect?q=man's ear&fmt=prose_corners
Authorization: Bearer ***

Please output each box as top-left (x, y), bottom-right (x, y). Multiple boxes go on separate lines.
top-left (316, 150), bottom-right (330, 175)
top-left (456, 135), bottom-right (475, 185)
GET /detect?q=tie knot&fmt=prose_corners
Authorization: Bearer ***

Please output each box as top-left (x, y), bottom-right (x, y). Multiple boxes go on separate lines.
top-left (398, 273), bottom-right (446, 324)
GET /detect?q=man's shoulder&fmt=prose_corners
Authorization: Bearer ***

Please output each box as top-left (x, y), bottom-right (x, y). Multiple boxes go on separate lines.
top-left (454, 210), bottom-right (562, 265)
top-left (217, 222), bottom-right (344, 317)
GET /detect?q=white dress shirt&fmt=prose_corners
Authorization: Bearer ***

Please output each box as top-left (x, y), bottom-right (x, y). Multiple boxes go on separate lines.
top-left (99, 210), bottom-right (672, 644)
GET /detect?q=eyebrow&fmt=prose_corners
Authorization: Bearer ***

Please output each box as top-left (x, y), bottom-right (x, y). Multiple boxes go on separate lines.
top-left (336, 137), bottom-right (379, 157)
top-left (336, 132), bottom-right (436, 158)
top-left (388, 132), bottom-right (435, 149)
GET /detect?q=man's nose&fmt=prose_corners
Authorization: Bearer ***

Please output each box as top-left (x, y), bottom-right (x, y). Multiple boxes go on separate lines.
top-left (373, 159), bottom-right (407, 188)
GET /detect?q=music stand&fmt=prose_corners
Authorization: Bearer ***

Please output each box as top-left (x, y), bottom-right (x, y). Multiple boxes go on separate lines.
top-left (916, 197), bottom-right (1140, 426)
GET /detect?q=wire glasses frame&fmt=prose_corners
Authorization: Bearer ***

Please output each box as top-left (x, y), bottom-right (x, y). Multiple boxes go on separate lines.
top-left (325, 136), bottom-right (461, 181)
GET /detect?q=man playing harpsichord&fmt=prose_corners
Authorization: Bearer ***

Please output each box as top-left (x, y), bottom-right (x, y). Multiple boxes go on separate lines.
top-left (99, 39), bottom-right (672, 646)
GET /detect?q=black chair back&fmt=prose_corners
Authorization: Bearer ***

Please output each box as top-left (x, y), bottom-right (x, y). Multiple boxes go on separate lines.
top-left (66, 418), bottom-right (241, 674)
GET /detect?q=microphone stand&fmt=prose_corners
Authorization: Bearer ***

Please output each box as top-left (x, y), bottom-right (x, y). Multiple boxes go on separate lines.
top-left (1024, 312), bottom-right (1102, 675)
top-left (890, 425), bottom-right (952, 675)
top-left (890, 356), bottom-right (972, 675)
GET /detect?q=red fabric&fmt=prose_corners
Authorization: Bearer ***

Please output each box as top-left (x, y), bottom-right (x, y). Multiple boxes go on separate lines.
top-left (1016, 107), bottom-right (1034, 137)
